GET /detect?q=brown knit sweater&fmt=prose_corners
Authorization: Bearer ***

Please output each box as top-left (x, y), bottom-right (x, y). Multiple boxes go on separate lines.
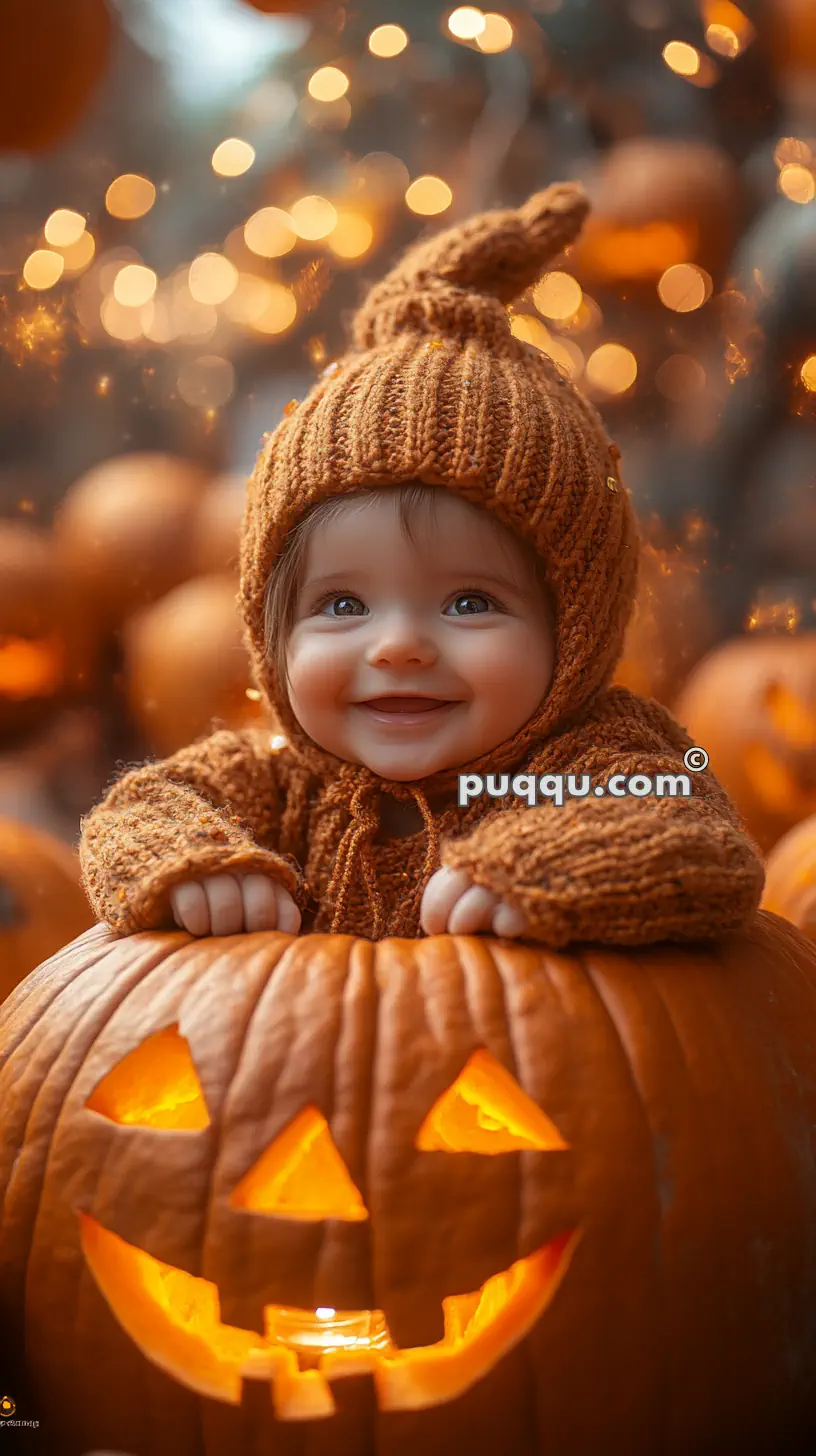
top-left (79, 687), bottom-right (764, 946)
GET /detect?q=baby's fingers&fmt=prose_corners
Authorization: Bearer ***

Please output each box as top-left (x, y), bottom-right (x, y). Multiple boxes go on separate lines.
top-left (170, 881), bottom-right (210, 937)
top-left (273, 882), bottom-right (301, 935)
top-left (447, 884), bottom-right (500, 935)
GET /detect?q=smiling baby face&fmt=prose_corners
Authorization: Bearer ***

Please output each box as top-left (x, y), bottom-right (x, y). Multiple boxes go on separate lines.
top-left (280, 487), bottom-right (555, 781)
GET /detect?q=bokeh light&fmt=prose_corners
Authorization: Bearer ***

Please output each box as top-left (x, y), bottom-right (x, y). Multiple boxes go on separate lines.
top-left (58, 231), bottom-right (96, 275)
top-left (448, 8), bottom-right (486, 41)
top-left (244, 206), bottom-right (297, 258)
top-left (211, 138), bottom-right (255, 177)
top-left (663, 41), bottom-right (701, 76)
top-left (105, 174), bottom-right (156, 220)
top-left (778, 164), bottom-right (815, 204)
top-left (800, 355), bottom-right (816, 392)
top-left (100, 295), bottom-right (144, 341)
top-left (369, 25), bottom-right (409, 58)
top-left (23, 251), bottom-right (65, 290)
top-left (405, 176), bottom-right (453, 215)
top-left (188, 253), bottom-right (238, 305)
top-left (177, 356), bottom-right (235, 409)
top-left (44, 210), bottom-right (86, 247)
top-left (533, 272), bottom-right (583, 321)
top-left (308, 67), bottom-right (349, 102)
top-left (289, 195), bottom-right (338, 240)
top-left (657, 263), bottom-right (713, 312)
top-left (475, 14), bottom-right (514, 52)
top-left (586, 343), bottom-right (638, 394)
top-left (328, 210), bottom-right (374, 259)
top-left (656, 355), bottom-right (707, 402)
top-left (113, 264), bottom-right (158, 308)
top-left (252, 283), bottom-right (298, 335)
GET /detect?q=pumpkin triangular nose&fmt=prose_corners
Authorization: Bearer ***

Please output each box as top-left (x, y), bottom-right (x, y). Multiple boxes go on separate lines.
top-left (229, 1106), bottom-right (368, 1221)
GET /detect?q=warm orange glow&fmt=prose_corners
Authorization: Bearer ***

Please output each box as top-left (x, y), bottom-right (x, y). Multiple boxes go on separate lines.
top-left (764, 682), bottom-right (816, 749)
top-left (702, 1), bottom-right (755, 57)
top-left (44, 208), bottom-right (86, 247)
top-left (475, 13), bottom-right (514, 52)
top-left (222, 274), bottom-right (274, 324)
top-left (778, 164), bottom-right (815, 204)
top-left (656, 354), bottom-right (707, 402)
top-left (252, 283), bottom-right (297, 335)
top-left (307, 67), bottom-right (349, 102)
top-left (510, 314), bottom-right (551, 351)
top-left (743, 743), bottom-right (814, 815)
top-left (657, 263), bottom-right (712, 312)
top-left (774, 137), bottom-right (812, 169)
top-left (579, 221), bottom-right (694, 280)
top-left (369, 24), bottom-right (409, 57)
top-left (0, 636), bottom-right (64, 699)
top-left (586, 343), bottom-right (638, 394)
top-left (230, 1107), bottom-right (368, 1220)
top-left (663, 40), bottom-right (702, 75)
top-left (23, 250), bottom-right (64, 290)
top-left (188, 253), bottom-right (238, 305)
top-left (79, 1211), bottom-right (580, 1416)
top-left (58, 230), bottom-right (96, 274)
top-left (85, 1025), bottom-right (210, 1130)
top-left (105, 174), bottom-right (156, 220)
top-left (289, 195), bottom-right (338, 240)
top-left (801, 355), bottom-right (816, 391)
top-left (113, 264), bottom-right (157, 308)
top-left (533, 271), bottom-right (582, 320)
top-left (448, 7), bottom-right (486, 40)
top-left (212, 138), bottom-right (255, 177)
top-left (177, 356), bottom-right (236, 409)
top-left (416, 1050), bottom-right (569, 1154)
top-left (328, 211), bottom-right (374, 259)
top-left (244, 206), bottom-right (297, 258)
top-left (405, 176), bottom-right (453, 215)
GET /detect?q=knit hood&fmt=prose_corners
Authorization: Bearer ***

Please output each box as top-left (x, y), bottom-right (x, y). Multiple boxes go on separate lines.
top-left (238, 183), bottom-right (640, 932)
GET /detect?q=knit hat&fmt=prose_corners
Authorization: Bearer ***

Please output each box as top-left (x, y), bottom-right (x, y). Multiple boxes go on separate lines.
top-left (239, 181), bottom-right (639, 794)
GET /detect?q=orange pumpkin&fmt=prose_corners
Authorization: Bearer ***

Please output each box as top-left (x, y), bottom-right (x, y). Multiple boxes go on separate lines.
top-left (0, 0), bottom-right (112, 154)
top-left (614, 541), bottom-right (714, 707)
top-left (121, 574), bottom-right (267, 756)
top-left (762, 814), bottom-right (816, 940)
top-left (674, 634), bottom-right (816, 853)
top-left (0, 818), bottom-right (92, 1002)
top-left (52, 453), bottom-right (212, 632)
top-left (573, 137), bottom-right (741, 289)
top-left (0, 522), bottom-right (101, 738)
top-left (1, 916), bottom-right (816, 1452)
top-left (188, 474), bottom-right (247, 578)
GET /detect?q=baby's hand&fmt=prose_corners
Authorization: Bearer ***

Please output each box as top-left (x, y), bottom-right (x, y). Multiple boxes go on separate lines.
top-left (169, 872), bottom-right (301, 937)
top-left (420, 866), bottom-right (531, 938)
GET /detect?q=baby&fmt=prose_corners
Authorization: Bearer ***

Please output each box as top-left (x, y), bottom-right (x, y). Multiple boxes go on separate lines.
top-left (79, 183), bottom-right (764, 947)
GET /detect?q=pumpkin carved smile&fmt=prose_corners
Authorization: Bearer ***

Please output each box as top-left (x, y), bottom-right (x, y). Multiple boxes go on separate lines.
top-left (79, 1028), bottom-right (580, 1421)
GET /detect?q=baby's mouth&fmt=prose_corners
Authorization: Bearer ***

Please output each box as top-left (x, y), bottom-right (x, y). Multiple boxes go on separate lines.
top-left (363, 697), bottom-right (451, 713)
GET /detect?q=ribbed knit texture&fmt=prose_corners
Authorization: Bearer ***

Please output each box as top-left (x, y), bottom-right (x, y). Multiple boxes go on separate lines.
top-left (79, 183), bottom-right (765, 945)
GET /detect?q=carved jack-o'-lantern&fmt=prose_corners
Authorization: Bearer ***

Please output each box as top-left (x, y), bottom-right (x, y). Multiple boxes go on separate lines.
top-left (0, 818), bottom-right (92, 1002)
top-left (762, 813), bottom-right (816, 941)
top-left (0, 522), bottom-right (101, 739)
top-left (2, 919), bottom-right (816, 1453)
top-left (52, 453), bottom-right (212, 632)
top-left (121, 574), bottom-right (267, 757)
top-left (675, 634), bottom-right (816, 853)
top-left (572, 137), bottom-right (741, 289)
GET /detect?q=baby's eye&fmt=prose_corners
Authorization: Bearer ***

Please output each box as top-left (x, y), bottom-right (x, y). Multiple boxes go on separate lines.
top-left (318, 593), bottom-right (366, 618)
top-left (447, 592), bottom-right (494, 616)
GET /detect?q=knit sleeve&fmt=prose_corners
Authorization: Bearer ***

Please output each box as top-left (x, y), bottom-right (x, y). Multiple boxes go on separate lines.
top-left (438, 687), bottom-right (765, 947)
top-left (78, 728), bottom-right (305, 935)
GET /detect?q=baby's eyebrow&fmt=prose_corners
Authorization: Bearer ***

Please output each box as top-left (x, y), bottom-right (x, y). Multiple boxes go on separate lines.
top-left (303, 567), bottom-right (527, 592)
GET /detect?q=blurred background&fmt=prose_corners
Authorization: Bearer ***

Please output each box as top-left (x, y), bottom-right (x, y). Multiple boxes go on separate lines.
top-left (1, 0), bottom-right (814, 989)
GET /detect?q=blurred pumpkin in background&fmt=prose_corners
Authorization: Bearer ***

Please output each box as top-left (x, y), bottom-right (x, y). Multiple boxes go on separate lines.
top-left (1, 917), bottom-right (816, 1452)
top-left (121, 574), bottom-right (267, 757)
top-left (573, 137), bottom-right (742, 290)
top-left (188, 473), bottom-right (247, 578)
top-left (0, 818), bottom-right (92, 1002)
top-left (0, 522), bottom-right (101, 740)
top-left (674, 634), bottom-right (816, 852)
top-left (614, 541), bottom-right (714, 708)
top-left (0, 0), bottom-right (112, 154)
top-left (762, 814), bottom-right (816, 941)
top-left (52, 453), bottom-right (212, 633)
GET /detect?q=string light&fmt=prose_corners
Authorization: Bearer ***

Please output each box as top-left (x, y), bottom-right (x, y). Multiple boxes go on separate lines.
top-left (448, 8), bottom-right (486, 41)
top-left (44, 209), bottom-right (86, 247)
top-left (662, 41), bottom-right (701, 76)
top-left (22, 251), bottom-right (65, 290)
top-left (405, 176), bottom-right (452, 215)
top-left (188, 253), bottom-right (238, 305)
top-left (289, 196), bottom-right (338, 240)
top-left (328, 211), bottom-right (374, 259)
top-left (533, 272), bottom-right (582, 321)
top-left (475, 14), bottom-right (514, 52)
top-left (307, 67), bottom-right (349, 102)
top-left (368, 25), bottom-right (409, 57)
top-left (586, 344), bottom-right (638, 395)
top-left (52, 231), bottom-right (96, 275)
top-left (211, 138), bottom-right (255, 177)
top-left (778, 165), bottom-right (815, 204)
top-left (113, 264), bottom-right (157, 308)
top-left (657, 263), bottom-right (712, 312)
top-left (105, 174), bottom-right (156, 220)
top-left (244, 207), bottom-right (296, 258)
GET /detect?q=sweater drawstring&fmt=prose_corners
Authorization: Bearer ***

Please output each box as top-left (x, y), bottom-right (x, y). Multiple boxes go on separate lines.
top-left (325, 781), bottom-right (440, 937)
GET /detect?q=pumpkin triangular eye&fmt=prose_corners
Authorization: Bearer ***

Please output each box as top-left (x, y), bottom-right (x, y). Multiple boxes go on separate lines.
top-left (229, 1107), bottom-right (368, 1221)
top-left (415, 1050), bottom-right (569, 1154)
top-left (85, 1025), bottom-right (210, 1130)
